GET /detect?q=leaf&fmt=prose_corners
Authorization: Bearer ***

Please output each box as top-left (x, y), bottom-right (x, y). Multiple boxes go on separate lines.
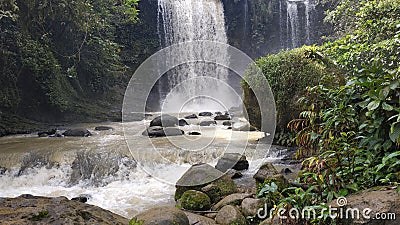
top-left (389, 123), bottom-right (400, 143)
top-left (367, 100), bottom-right (380, 111)
top-left (379, 87), bottom-right (390, 100)
top-left (382, 102), bottom-right (394, 111)
top-left (382, 151), bottom-right (400, 165)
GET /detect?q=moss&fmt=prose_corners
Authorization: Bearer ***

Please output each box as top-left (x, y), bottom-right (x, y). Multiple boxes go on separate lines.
top-left (181, 190), bottom-right (212, 211)
top-left (214, 175), bottom-right (237, 196)
top-left (28, 210), bottom-right (49, 221)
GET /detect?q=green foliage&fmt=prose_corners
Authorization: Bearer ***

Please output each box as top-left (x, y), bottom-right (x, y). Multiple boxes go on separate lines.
top-left (0, 0), bottom-right (140, 124)
top-left (28, 210), bottom-right (49, 221)
top-left (254, 0), bottom-right (400, 224)
top-left (291, 0), bottom-right (400, 189)
top-left (129, 218), bottom-right (144, 225)
top-left (243, 46), bottom-right (341, 139)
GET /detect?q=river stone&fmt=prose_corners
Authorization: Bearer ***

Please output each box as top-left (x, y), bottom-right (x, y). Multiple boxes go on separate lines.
top-left (135, 206), bottom-right (189, 225)
top-left (211, 193), bottom-right (252, 211)
top-left (142, 127), bottom-right (184, 137)
top-left (254, 163), bottom-right (290, 191)
top-left (0, 166), bottom-right (7, 175)
top-left (199, 112), bottom-right (213, 116)
top-left (214, 114), bottom-right (231, 120)
top-left (241, 198), bottom-right (266, 217)
top-left (0, 195), bottom-right (129, 224)
top-left (179, 119), bottom-right (189, 126)
top-left (184, 114), bottom-right (198, 119)
top-left (175, 164), bottom-right (237, 201)
top-left (215, 205), bottom-right (246, 225)
top-left (184, 212), bottom-right (217, 225)
top-left (199, 120), bottom-right (217, 126)
top-left (181, 190), bottom-right (211, 211)
top-left (253, 162), bottom-right (279, 183)
top-left (215, 153), bottom-right (249, 172)
top-left (63, 128), bottom-right (91, 137)
top-left (150, 114), bottom-right (179, 127)
top-left (226, 169), bottom-right (243, 179)
top-left (94, 126), bottom-right (113, 131)
top-left (329, 187), bottom-right (400, 225)
top-left (222, 121), bottom-right (232, 126)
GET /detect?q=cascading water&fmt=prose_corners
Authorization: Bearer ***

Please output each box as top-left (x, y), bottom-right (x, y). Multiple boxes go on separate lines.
top-left (157, 0), bottom-right (239, 112)
top-left (283, 0), bottom-right (315, 49)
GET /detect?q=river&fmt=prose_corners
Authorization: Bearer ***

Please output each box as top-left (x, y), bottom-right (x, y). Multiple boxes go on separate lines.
top-left (0, 114), bottom-right (284, 218)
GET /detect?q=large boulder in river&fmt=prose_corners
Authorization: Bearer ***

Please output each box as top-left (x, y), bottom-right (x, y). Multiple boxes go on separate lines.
top-left (199, 120), bottom-right (217, 126)
top-left (135, 206), bottom-right (189, 225)
top-left (181, 190), bottom-right (212, 211)
top-left (142, 127), bottom-right (184, 137)
top-left (215, 153), bottom-right (249, 172)
top-left (175, 164), bottom-right (237, 201)
top-left (150, 114), bottom-right (178, 127)
top-left (63, 129), bottom-right (91, 137)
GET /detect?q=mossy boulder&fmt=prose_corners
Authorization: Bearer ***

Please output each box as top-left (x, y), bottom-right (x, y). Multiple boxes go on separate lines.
top-left (181, 190), bottom-right (211, 211)
top-left (175, 164), bottom-right (237, 202)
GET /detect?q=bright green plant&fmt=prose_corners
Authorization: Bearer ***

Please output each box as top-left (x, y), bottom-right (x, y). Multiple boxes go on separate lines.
top-left (129, 218), bottom-right (144, 225)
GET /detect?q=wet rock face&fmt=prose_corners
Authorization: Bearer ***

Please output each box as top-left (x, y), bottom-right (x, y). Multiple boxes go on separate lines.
top-left (0, 195), bottom-right (129, 224)
top-left (135, 206), bottom-right (190, 225)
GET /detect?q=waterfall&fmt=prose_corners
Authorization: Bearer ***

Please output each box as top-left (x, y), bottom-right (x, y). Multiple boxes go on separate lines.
top-left (287, 1), bottom-right (300, 48)
top-left (157, 0), bottom-right (236, 112)
top-left (283, 0), bottom-right (314, 49)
